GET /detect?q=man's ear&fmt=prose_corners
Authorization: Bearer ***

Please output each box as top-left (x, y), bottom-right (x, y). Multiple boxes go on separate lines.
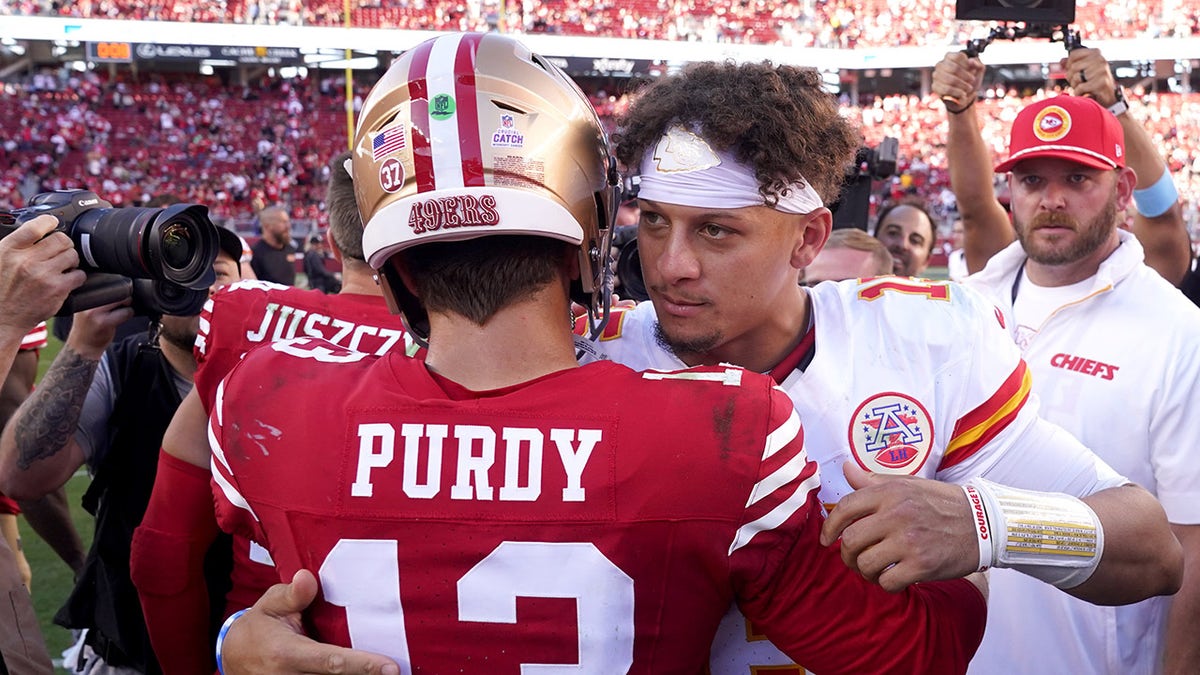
top-left (791, 207), bottom-right (833, 270)
top-left (326, 229), bottom-right (343, 263)
top-left (1114, 166), bottom-right (1138, 212)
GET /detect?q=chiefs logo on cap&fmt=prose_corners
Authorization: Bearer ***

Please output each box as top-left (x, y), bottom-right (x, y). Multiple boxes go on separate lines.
top-left (1033, 105), bottom-right (1072, 142)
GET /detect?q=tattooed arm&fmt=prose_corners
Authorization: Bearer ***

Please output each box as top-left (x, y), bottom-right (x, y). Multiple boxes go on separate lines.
top-left (0, 301), bottom-right (133, 500)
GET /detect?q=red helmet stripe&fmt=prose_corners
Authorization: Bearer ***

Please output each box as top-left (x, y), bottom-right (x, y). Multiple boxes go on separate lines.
top-left (455, 33), bottom-right (486, 187)
top-left (406, 38), bottom-right (436, 194)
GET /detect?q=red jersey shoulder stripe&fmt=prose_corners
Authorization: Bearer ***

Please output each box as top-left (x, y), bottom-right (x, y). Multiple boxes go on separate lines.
top-left (941, 360), bottom-right (1032, 470)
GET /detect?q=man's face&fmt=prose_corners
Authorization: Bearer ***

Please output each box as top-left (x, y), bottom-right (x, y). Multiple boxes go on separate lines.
top-left (636, 199), bottom-right (809, 369)
top-left (874, 205), bottom-right (933, 276)
top-left (267, 213), bottom-right (291, 241)
top-left (805, 246), bottom-right (885, 285)
top-left (1008, 158), bottom-right (1123, 267)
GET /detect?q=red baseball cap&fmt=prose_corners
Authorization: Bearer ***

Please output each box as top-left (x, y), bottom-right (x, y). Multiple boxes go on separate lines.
top-left (994, 95), bottom-right (1125, 173)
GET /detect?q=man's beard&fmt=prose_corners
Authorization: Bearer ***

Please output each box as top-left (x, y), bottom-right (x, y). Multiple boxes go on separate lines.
top-left (653, 321), bottom-right (721, 360)
top-left (1016, 196), bottom-right (1118, 266)
top-left (158, 315), bottom-right (198, 353)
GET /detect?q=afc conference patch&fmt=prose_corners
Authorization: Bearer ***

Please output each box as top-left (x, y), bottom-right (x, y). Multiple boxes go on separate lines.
top-left (848, 392), bottom-right (933, 474)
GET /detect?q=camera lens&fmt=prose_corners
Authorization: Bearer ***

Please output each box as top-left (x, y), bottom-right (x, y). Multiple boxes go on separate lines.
top-left (160, 221), bottom-right (196, 270)
top-left (67, 204), bottom-right (218, 289)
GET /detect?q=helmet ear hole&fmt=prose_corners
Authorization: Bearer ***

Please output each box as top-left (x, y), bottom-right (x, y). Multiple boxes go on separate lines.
top-left (492, 101), bottom-right (527, 115)
top-left (373, 111), bottom-right (400, 132)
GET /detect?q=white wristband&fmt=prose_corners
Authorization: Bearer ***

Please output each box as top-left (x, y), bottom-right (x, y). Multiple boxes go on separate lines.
top-left (965, 478), bottom-right (1104, 589)
top-left (962, 484), bottom-right (994, 572)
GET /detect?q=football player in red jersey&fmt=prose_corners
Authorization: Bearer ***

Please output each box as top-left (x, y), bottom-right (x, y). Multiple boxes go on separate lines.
top-left (211, 32), bottom-right (986, 675)
top-left (129, 152), bottom-right (414, 675)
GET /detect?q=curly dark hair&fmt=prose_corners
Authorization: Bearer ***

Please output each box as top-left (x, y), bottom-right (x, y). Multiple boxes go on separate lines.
top-left (613, 61), bottom-right (860, 206)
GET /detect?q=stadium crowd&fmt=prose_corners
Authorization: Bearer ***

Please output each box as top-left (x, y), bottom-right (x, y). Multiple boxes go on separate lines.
top-left (2, 0), bottom-right (1198, 45)
top-left (3, 66), bottom-right (1198, 242)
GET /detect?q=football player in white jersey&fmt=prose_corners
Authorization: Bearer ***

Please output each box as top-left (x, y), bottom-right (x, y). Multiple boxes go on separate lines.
top-left (586, 60), bottom-right (1179, 674)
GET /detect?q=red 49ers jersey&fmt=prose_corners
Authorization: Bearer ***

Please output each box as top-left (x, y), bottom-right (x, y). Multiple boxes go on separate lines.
top-left (212, 337), bottom-right (984, 674)
top-left (194, 279), bottom-right (413, 411)
top-left (193, 279), bottom-right (411, 614)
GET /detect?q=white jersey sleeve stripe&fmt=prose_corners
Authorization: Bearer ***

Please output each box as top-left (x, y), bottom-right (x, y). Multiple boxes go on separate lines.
top-left (763, 404), bottom-right (802, 461)
top-left (208, 378), bottom-right (259, 521)
top-left (20, 323), bottom-right (47, 349)
top-left (209, 379), bottom-right (233, 474)
top-left (729, 471), bottom-right (821, 555)
top-left (210, 455), bottom-right (259, 522)
top-left (746, 447), bottom-right (811, 509)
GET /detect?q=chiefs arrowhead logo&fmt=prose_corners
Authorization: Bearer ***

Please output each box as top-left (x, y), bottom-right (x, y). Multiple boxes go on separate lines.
top-left (1033, 105), bottom-right (1071, 142)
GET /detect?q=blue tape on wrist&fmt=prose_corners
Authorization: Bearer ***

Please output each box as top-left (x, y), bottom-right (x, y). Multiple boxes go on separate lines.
top-left (1134, 170), bottom-right (1179, 218)
top-left (215, 608), bottom-right (250, 675)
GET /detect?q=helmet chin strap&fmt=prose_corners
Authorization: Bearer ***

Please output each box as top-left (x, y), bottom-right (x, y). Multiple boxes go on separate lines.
top-left (380, 263), bottom-right (431, 349)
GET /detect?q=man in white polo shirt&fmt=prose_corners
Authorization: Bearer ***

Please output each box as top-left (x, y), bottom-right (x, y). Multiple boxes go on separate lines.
top-left (966, 94), bottom-right (1200, 674)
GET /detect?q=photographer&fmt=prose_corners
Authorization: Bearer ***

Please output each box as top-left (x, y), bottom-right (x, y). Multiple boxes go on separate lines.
top-left (0, 214), bottom-right (83, 675)
top-left (0, 223), bottom-right (241, 674)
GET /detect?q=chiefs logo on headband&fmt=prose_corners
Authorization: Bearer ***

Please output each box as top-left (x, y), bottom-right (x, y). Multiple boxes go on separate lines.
top-left (1033, 105), bottom-right (1072, 142)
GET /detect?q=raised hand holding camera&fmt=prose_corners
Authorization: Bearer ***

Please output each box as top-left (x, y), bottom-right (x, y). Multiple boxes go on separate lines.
top-left (0, 215), bottom-right (88, 336)
top-left (0, 189), bottom-right (221, 317)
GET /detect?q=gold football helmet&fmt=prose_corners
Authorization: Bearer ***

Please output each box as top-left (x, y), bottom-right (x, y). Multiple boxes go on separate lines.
top-left (350, 32), bottom-right (618, 341)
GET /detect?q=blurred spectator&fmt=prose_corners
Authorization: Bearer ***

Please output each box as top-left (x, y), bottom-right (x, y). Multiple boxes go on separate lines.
top-left (802, 227), bottom-right (893, 284)
top-left (946, 218), bottom-right (968, 282)
top-left (250, 205), bottom-right (296, 285)
top-left (872, 198), bottom-right (937, 276)
top-left (302, 233), bottom-right (340, 293)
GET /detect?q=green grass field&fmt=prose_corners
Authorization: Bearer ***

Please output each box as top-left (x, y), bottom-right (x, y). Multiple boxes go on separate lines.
top-left (18, 474), bottom-right (92, 666)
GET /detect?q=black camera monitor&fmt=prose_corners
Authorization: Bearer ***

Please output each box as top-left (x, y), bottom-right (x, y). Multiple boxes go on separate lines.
top-left (956, 0), bottom-right (1075, 24)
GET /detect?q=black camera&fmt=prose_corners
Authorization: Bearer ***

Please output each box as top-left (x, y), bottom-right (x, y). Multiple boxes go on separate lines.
top-left (611, 224), bottom-right (648, 303)
top-left (956, 0), bottom-right (1075, 25)
top-left (831, 137), bottom-right (899, 231)
top-left (848, 138), bottom-right (899, 182)
top-left (955, 0), bottom-right (1082, 56)
top-left (0, 190), bottom-right (219, 316)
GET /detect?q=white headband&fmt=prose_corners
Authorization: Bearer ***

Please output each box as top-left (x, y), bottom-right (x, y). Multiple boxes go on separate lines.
top-left (635, 126), bottom-right (824, 214)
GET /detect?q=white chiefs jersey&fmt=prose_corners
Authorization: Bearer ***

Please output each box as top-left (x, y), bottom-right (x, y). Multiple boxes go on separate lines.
top-left (577, 276), bottom-right (1125, 674)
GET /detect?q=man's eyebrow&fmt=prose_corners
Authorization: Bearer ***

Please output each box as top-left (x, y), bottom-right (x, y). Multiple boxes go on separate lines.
top-left (637, 198), bottom-right (745, 220)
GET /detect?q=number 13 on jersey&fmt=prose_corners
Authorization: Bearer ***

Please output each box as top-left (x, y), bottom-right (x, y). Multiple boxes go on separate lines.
top-left (319, 539), bottom-right (635, 673)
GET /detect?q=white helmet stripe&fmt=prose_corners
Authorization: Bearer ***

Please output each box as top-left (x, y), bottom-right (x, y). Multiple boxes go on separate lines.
top-left (427, 34), bottom-right (467, 190)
